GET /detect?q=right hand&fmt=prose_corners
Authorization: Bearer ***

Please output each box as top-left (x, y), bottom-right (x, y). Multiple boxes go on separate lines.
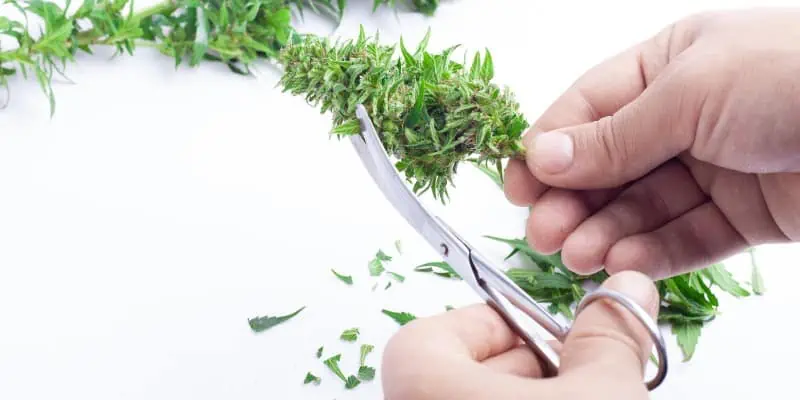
top-left (504, 8), bottom-right (800, 280)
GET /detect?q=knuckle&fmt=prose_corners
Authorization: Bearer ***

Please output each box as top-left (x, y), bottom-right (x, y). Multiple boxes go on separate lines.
top-left (567, 324), bottom-right (645, 365)
top-left (593, 115), bottom-right (631, 178)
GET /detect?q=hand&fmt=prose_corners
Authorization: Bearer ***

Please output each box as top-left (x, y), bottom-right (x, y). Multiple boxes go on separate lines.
top-left (381, 271), bottom-right (658, 400)
top-left (504, 8), bottom-right (800, 280)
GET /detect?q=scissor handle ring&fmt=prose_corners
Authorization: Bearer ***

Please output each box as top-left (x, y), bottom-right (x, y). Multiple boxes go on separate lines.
top-left (574, 288), bottom-right (668, 391)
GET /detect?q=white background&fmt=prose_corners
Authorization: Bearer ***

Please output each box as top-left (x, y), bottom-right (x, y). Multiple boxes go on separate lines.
top-left (1, 0), bottom-right (798, 399)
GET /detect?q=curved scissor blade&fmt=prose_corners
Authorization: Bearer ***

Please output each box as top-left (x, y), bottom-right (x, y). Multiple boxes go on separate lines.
top-left (348, 104), bottom-right (482, 293)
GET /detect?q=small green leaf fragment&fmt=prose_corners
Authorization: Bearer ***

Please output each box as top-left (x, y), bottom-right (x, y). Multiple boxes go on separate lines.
top-left (748, 248), bottom-right (765, 295)
top-left (304, 372), bottom-right (321, 385)
top-left (340, 328), bottom-right (359, 342)
top-left (358, 365), bottom-right (375, 381)
top-left (388, 271), bottom-right (405, 282)
top-left (247, 306), bottom-right (305, 333)
top-left (382, 309), bottom-right (416, 326)
top-left (368, 249), bottom-right (391, 276)
top-left (394, 240), bottom-right (403, 254)
top-left (323, 354), bottom-right (346, 382)
top-left (376, 249), bottom-right (392, 261)
top-left (345, 374), bottom-right (361, 389)
top-left (368, 258), bottom-right (385, 276)
top-left (316, 346), bottom-right (324, 358)
top-left (331, 269), bottom-right (353, 285)
top-left (414, 261), bottom-right (460, 279)
top-left (445, 305), bottom-right (454, 311)
top-left (359, 344), bottom-right (374, 366)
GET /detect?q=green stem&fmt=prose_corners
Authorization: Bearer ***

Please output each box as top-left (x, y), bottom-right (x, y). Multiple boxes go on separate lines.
top-left (133, 0), bottom-right (179, 20)
top-left (75, 0), bottom-right (178, 47)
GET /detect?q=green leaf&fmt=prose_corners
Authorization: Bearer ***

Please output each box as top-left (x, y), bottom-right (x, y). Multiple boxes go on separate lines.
top-left (358, 365), bottom-right (375, 381)
top-left (471, 160), bottom-right (503, 188)
top-left (413, 261), bottom-right (461, 279)
top-left (481, 49), bottom-right (493, 80)
top-left (190, 6), bottom-right (208, 66)
top-left (673, 320), bottom-right (703, 361)
top-left (267, 7), bottom-right (291, 27)
top-left (331, 269), bottom-right (353, 285)
top-left (340, 327), bottom-right (359, 342)
top-left (344, 375), bottom-right (361, 389)
top-left (748, 247), bottom-right (765, 295)
top-left (359, 344), bottom-right (374, 366)
top-left (368, 249), bottom-right (392, 276)
top-left (382, 309), bottom-right (416, 326)
top-left (331, 119), bottom-right (361, 135)
top-left (303, 372), bottom-right (321, 385)
top-left (394, 239), bottom-right (402, 254)
top-left (368, 258), bottom-right (385, 276)
top-left (316, 346), bottom-right (324, 358)
top-left (703, 263), bottom-right (750, 297)
top-left (323, 354), bottom-right (346, 382)
top-left (247, 306), bottom-right (305, 333)
top-left (387, 271), bottom-right (405, 282)
top-left (376, 249), bottom-right (392, 261)
top-left (399, 36), bottom-right (417, 67)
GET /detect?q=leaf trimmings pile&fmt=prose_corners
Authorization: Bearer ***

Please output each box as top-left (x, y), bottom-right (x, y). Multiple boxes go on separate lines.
top-left (277, 27), bottom-right (528, 201)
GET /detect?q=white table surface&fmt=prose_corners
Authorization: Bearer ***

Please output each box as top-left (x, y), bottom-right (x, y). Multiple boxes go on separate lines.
top-left (1, 0), bottom-right (798, 399)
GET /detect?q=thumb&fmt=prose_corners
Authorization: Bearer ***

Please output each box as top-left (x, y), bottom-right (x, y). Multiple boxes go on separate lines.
top-left (524, 79), bottom-right (698, 189)
top-left (558, 270), bottom-right (660, 385)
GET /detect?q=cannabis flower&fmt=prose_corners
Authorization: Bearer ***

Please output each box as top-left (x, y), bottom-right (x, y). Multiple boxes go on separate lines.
top-left (277, 27), bottom-right (529, 201)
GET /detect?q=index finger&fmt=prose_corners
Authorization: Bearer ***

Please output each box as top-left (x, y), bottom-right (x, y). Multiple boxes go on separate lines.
top-left (504, 20), bottom-right (694, 205)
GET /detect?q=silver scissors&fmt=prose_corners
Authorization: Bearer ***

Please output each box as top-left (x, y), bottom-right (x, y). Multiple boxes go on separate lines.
top-left (349, 104), bottom-right (669, 391)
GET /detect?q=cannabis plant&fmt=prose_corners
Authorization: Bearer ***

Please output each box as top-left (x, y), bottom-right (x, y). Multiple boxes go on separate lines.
top-left (278, 27), bottom-right (528, 201)
top-left (0, 0), bottom-right (436, 115)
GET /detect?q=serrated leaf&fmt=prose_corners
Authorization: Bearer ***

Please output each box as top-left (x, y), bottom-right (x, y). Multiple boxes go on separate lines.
top-left (357, 365), bottom-right (375, 381)
top-left (247, 306), bottom-right (305, 333)
top-left (340, 327), bottom-right (359, 342)
top-left (673, 320), bottom-right (703, 361)
top-left (413, 261), bottom-right (460, 279)
top-left (331, 269), bottom-right (353, 285)
top-left (344, 375), bottom-right (360, 389)
top-left (382, 309), bottom-right (416, 326)
top-left (703, 263), bottom-right (750, 297)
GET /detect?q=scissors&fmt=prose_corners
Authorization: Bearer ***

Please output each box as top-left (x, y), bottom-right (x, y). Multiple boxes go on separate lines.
top-left (349, 104), bottom-right (669, 391)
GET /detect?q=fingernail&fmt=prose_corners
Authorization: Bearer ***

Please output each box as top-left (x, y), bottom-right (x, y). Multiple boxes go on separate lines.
top-left (530, 131), bottom-right (574, 174)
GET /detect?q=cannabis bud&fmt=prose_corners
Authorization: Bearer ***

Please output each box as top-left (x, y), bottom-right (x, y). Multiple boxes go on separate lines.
top-left (277, 27), bottom-right (529, 201)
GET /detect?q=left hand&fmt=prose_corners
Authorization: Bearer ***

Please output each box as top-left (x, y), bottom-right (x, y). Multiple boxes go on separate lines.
top-left (380, 271), bottom-right (658, 399)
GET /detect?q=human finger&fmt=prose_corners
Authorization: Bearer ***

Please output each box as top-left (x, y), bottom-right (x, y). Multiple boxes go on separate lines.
top-left (481, 340), bottom-right (562, 378)
top-left (558, 271), bottom-right (659, 387)
top-left (523, 16), bottom-right (706, 190)
top-left (561, 160), bottom-right (707, 274)
top-left (525, 187), bottom-right (623, 255)
top-left (604, 202), bottom-right (749, 279)
top-left (381, 304), bottom-right (547, 399)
